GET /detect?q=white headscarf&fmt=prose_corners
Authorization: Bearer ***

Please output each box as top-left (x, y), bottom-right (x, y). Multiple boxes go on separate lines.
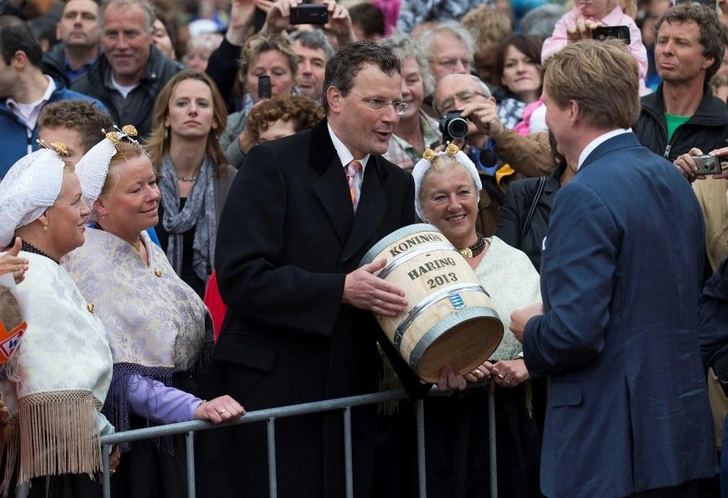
top-left (411, 147), bottom-right (483, 221)
top-left (74, 138), bottom-right (118, 207)
top-left (0, 149), bottom-right (66, 248)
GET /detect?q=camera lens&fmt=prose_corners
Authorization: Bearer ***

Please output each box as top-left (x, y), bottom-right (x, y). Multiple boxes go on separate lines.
top-left (446, 117), bottom-right (469, 140)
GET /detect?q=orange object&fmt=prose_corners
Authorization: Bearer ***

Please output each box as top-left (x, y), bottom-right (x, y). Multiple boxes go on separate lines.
top-left (0, 320), bottom-right (25, 364)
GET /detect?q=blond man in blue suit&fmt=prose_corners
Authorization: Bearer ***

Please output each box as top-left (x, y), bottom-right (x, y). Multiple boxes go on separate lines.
top-left (511, 39), bottom-right (717, 497)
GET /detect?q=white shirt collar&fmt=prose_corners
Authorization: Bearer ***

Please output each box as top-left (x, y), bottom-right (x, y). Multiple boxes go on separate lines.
top-left (6, 75), bottom-right (55, 112)
top-left (327, 123), bottom-right (370, 170)
top-left (577, 128), bottom-right (631, 171)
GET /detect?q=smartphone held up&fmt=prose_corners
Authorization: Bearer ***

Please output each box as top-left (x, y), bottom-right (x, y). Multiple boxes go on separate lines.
top-left (258, 75), bottom-right (272, 100)
top-left (289, 4), bottom-right (328, 25)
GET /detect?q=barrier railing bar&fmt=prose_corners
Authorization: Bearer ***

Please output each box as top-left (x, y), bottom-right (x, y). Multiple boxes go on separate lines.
top-left (488, 390), bottom-right (497, 498)
top-left (17, 383), bottom-right (501, 498)
top-left (186, 431), bottom-right (196, 498)
top-left (416, 398), bottom-right (427, 498)
top-left (102, 441), bottom-right (111, 498)
top-left (99, 388), bottom-right (422, 446)
top-left (267, 418), bottom-right (277, 498)
top-left (343, 407), bottom-right (353, 498)
top-left (15, 482), bottom-right (27, 497)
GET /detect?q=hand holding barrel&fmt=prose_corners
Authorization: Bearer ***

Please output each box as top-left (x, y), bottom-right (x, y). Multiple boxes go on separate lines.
top-left (342, 259), bottom-right (408, 316)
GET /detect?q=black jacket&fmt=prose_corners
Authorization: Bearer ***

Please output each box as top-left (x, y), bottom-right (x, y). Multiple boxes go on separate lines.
top-left (495, 163), bottom-right (566, 271)
top-left (42, 43), bottom-right (68, 87)
top-left (700, 256), bottom-right (728, 391)
top-left (71, 45), bottom-right (183, 137)
top-left (197, 119), bottom-right (429, 498)
top-left (635, 83), bottom-right (728, 161)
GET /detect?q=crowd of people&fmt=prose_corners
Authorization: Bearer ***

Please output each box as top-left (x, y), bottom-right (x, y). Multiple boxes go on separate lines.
top-left (1, 0), bottom-right (728, 496)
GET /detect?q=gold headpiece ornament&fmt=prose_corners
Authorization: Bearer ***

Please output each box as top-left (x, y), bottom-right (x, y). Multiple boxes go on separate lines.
top-left (422, 148), bottom-right (436, 161)
top-left (103, 125), bottom-right (139, 146)
top-left (36, 139), bottom-right (69, 157)
top-left (446, 143), bottom-right (460, 157)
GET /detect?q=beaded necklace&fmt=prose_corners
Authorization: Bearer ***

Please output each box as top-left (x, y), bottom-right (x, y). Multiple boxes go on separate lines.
top-left (21, 240), bottom-right (59, 265)
top-left (458, 232), bottom-right (487, 258)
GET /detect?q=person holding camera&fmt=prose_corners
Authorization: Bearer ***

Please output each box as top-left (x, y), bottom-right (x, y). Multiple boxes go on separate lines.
top-left (218, 33), bottom-right (298, 168)
top-left (432, 73), bottom-right (555, 235)
top-left (635, 4), bottom-right (728, 165)
top-left (674, 148), bottom-right (728, 270)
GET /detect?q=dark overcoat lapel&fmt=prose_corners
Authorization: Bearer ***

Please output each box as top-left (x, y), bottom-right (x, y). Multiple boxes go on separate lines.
top-left (310, 122), bottom-right (355, 248)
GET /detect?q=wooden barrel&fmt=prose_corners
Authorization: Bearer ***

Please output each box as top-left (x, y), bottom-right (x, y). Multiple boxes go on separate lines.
top-left (360, 224), bottom-right (504, 383)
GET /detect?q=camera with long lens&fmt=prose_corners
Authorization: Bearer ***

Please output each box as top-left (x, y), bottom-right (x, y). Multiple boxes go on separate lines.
top-left (439, 111), bottom-right (469, 143)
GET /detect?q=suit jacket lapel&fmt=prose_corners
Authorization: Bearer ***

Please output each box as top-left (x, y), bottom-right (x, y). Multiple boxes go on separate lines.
top-left (340, 158), bottom-right (388, 264)
top-left (310, 120), bottom-right (355, 247)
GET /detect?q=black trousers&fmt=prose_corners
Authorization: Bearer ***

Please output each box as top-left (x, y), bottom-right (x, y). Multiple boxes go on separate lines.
top-left (628, 479), bottom-right (700, 498)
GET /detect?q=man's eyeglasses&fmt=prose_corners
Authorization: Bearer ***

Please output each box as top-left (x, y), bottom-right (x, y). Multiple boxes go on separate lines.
top-left (438, 90), bottom-right (488, 113)
top-left (432, 58), bottom-right (472, 70)
top-left (348, 91), bottom-right (409, 115)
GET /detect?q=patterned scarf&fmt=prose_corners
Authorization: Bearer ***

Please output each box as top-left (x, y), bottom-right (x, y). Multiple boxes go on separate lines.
top-left (159, 154), bottom-right (217, 282)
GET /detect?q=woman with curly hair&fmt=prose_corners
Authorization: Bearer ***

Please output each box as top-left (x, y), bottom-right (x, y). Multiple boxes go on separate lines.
top-left (237, 95), bottom-right (325, 157)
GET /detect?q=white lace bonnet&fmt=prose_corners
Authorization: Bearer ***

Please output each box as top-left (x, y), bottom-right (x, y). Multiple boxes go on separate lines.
top-left (0, 149), bottom-right (67, 248)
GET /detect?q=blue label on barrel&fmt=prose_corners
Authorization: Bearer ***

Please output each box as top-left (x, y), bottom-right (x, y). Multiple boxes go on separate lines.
top-left (449, 293), bottom-right (465, 310)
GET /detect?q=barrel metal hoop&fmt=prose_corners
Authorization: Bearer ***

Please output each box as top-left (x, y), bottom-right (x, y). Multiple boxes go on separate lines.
top-left (409, 305), bottom-right (503, 371)
top-left (359, 223), bottom-right (442, 267)
top-left (377, 243), bottom-right (459, 280)
top-left (393, 283), bottom-right (487, 352)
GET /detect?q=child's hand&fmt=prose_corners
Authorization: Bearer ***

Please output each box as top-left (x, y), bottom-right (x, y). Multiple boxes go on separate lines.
top-left (566, 19), bottom-right (602, 44)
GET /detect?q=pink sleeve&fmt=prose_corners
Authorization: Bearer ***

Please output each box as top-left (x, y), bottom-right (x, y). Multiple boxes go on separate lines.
top-left (542, 12), bottom-right (572, 61)
top-left (127, 374), bottom-right (202, 424)
top-left (626, 16), bottom-right (648, 81)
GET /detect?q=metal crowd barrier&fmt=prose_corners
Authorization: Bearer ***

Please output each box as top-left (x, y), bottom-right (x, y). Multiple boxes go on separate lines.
top-left (16, 386), bottom-right (497, 498)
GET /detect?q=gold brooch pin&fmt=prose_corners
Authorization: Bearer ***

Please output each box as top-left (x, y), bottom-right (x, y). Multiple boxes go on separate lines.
top-left (446, 143), bottom-right (460, 157)
top-left (423, 148), bottom-right (436, 161)
top-left (121, 125), bottom-right (138, 137)
top-left (154, 269), bottom-right (163, 277)
top-left (87, 303), bottom-right (95, 313)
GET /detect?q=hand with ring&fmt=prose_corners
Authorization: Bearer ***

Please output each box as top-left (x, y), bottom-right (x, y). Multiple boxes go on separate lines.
top-left (488, 358), bottom-right (530, 390)
top-left (193, 395), bottom-right (246, 424)
top-left (463, 361), bottom-right (492, 384)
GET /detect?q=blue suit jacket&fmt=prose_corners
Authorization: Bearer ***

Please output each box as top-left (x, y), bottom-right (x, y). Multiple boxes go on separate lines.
top-left (0, 79), bottom-right (107, 179)
top-left (523, 132), bottom-right (717, 497)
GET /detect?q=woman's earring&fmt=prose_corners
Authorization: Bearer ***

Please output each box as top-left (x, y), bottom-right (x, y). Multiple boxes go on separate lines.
top-left (42, 223), bottom-right (49, 233)
top-left (164, 127), bottom-right (169, 139)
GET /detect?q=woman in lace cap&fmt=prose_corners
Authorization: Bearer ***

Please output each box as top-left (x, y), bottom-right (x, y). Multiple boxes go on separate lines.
top-left (0, 148), bottom-right (115, 498)
top-left (62, 128), bottom-right (245, 498)
top-left (408, 145), bottom-right (544, 497)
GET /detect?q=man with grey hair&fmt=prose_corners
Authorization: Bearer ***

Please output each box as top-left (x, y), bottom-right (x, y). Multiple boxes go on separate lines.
top-left (433, 72), bottom-right (554, 234)
top-left (414, 21), bottom-right (475, 83)
top-left (289, 30), bottom-right (334, 103)
top-left (520, 4), bottom-right (565, 38)
top-left (71, 0), bottom-right (183, 137)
